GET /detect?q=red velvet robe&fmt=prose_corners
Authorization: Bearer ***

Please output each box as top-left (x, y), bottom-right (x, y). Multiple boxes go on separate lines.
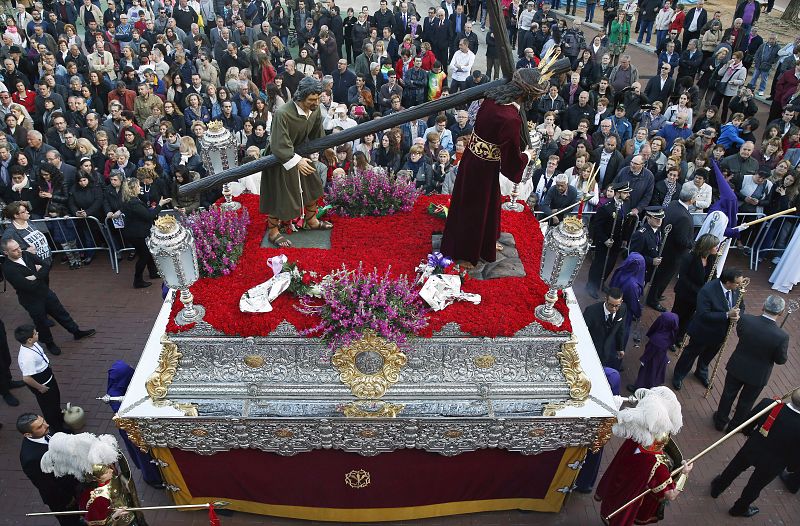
top-left (440, 98), bottom-right (530, 265)
top-left (79, 482), bottom-right (114, 526)
top-left (595, 438), bottom-right (675, 526)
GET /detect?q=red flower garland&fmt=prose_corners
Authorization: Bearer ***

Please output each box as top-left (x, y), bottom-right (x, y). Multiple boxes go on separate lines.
top-left (166, 194), bottom-right (571, 336)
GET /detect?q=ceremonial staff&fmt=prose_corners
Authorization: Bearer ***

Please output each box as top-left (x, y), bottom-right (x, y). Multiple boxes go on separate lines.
top-left (26, 501), bottom-right (230, 517)
top-left (780, 299), bottom-right (799, 328)
top-left (605, 386), bottom-right (800, 521)
top-left (704, 276), bottom-right (750, 398)
top-left (600, 207), bottom-right (621, 292)
top-left (538, 193), bottom-right (594, 224)
top-left (178, 4), bottom-right (570, 198)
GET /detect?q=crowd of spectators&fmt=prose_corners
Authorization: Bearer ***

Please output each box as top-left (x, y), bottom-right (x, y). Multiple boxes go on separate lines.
top-left (0, 0), bottom-right (798, 266)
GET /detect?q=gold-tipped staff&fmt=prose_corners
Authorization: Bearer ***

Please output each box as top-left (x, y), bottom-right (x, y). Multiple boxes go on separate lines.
top-left (605, 386), bottom-right (799, 521)
top-left (704, 276), bottom-right (750, 398)
top-left (26, 501), bottom-right (230, 517)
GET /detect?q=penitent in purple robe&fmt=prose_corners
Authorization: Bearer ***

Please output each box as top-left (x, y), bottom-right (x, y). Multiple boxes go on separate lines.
top-left (440, 99), bottom-right (530, 265)
top-left (633, 312), bottom-right (679, 389)
top-left (609, 253), bottom-right (645, 350)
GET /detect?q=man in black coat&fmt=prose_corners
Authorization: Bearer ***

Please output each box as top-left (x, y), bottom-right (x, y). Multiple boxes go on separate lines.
top-left (672, 267), bottom-right (746, 390)
top-left (646, 186), bottom-right (696, 311)
top-left (586, 181), bottom-right (632, 298)
top-left (713, 296), bottom-right (789, 432)
top-left (1, 239), bottom-right (94, 355)
top-left (18, 413), bottom-right (83, 526)
top-left (583, 287), bottom-right (628, 369)
top-left (682, 2), bottom-right (708, 49)
top-left (593, 136), bottom-right (624, 190)
top-left (628, 206), bottom-right (664, 283)
top-left (643, 63), bottom-right (676, 105)
top-left (711, 388), bottom-right (800, 518)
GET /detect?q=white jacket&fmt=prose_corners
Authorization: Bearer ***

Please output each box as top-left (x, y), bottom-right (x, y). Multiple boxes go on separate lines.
top-left (654, 9), bottom-right (674, 31)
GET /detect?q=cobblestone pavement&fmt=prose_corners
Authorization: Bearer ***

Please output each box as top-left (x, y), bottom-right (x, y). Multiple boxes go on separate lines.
top-left (2, 5), bottom-right (798, 525)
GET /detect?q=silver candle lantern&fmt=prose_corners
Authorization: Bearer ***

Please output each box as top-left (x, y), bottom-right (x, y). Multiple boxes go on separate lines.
top-left (199, 121), bottom-right (241, 210)
top-left (147, 215), bottom-right (205, 325)
top-left (535, 216), bottom-right (590, 326)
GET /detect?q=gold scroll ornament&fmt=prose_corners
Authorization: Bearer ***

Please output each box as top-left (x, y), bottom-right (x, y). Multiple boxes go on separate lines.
top-left (345, 469), bottom-right (371, 489)
top-left (557, 334), bottom-right (591, 401)
top-left (144, 336), bottom-right (197, 416)
top-left (332, 330), bottom-right (407, 399)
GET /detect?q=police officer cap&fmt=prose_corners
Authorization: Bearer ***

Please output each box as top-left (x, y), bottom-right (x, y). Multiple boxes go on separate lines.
top-left (644, 206), bottom-right (665, 218)
top-left (611, 181), bottom-right (632, 193)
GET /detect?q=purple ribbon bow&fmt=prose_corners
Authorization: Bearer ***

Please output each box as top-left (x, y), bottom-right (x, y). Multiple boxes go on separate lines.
top-left (428, 252), bottom-right (453, 269)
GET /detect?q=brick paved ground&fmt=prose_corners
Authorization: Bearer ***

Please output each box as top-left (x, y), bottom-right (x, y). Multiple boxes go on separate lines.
top-left (3, 5), bottom-right (800, 526)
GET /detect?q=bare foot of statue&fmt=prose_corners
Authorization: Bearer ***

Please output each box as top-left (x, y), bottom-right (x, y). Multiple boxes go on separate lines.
top-left (496, 242), bottom-right (504, 252)
top-left (456, 260), bottom-right (475, 270)
top-left (268, 227), bottom-right (293, 248)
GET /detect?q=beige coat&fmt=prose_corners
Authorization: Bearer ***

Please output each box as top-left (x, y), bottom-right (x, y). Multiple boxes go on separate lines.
top-left (88, 50), bottom-right (116, 80)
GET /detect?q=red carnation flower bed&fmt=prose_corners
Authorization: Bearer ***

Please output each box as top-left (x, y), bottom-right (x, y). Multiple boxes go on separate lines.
top-left (166, 194), bottom-right (571, 337)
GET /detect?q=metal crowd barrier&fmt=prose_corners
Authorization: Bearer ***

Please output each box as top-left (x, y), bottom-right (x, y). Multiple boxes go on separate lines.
top-left (0, 216), bottom-right (116, 270)
top-left (105, 216), bottom-right (136, 274)
top-left (749, 215), bottom-right (800, 271)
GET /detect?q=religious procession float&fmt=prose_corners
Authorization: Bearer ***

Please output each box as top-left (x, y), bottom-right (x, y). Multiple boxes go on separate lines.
top-left (114, 152), bottom-right (616, 521)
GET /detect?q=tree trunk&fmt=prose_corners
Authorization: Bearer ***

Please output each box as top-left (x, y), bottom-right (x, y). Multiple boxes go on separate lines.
top-left (782, 0), bottom-right (800, 21)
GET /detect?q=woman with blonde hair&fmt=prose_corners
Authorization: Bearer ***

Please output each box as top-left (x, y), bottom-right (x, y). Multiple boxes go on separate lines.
top-left (270, 35), bottom-right (292, 74)
top-left (120, 177), bottom-right (170, 288)
top-left (225, 67), bottom-right (242, 93)
top-left (10, 103), bottom-right (34, 131)
top-left (171, 135), bottom-right (203, 175)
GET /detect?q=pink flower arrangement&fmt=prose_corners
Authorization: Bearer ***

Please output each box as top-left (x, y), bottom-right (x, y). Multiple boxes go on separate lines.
top-left (326, 166), bottom-right (421, 217)
top-left (186, 206), bottom-right (250, 278)
top-left (298, 264), bottom-right (428, 352)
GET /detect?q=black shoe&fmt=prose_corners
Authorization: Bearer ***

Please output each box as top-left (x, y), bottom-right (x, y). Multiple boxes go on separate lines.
top-left (46, 342), bottom-right (62, 355)
top-left (46, 318), bottom-right (56, 327)
top-left (134, 281), bottom-right (153, 289)
top-left (648, 302), bottom-right (667, 312)
top-left (672, 378), bottom-right (683, 390)
top-left (710, 476), bottom-right (723, 498)
top-left (713, 413), bottom-right (726, 431)
top-left (729, 506), bottom-right (759, 517)
top-left (2, 392), bottom-right (19, 406)
top-left (694, 370), bottom-right (710, 388)
top-left (780, 471), bottom-right (800, 494)
top-left (9, 380), bottom-right (25, 389)
top-left (73, 329), bottom-right (96, 340)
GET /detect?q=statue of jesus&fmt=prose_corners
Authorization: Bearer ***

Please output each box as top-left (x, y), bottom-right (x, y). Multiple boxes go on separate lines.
top-left (440, 66), bottom-right (561, 267)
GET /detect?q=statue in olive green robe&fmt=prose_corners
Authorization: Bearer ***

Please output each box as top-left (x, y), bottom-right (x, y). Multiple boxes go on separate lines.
top-left (260, 77), bottom-right (333, 247)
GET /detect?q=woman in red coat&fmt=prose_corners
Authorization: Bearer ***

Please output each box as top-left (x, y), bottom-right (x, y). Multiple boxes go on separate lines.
top-left (11, 80), bottom-right (36, 115)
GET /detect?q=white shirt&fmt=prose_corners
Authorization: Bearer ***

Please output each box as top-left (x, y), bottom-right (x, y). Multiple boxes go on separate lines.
top-left (448, 49), bottom-right (475, 82)
top-left (18, 343), bottom-right (51, 377)
top-left (688, 9), bottom-right (703, 32)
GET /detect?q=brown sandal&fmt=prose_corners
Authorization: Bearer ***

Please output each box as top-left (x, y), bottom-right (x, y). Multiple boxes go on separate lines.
top-left (267, 217), bottom-right (293, 248)
top-left (303, 218), bottom-right (334, 230)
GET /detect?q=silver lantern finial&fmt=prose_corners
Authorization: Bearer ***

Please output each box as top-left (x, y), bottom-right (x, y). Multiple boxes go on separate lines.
top-left (535, 216), bottom-right (590, 326)
top-left (147, 215), bottom-right (205, 325)
top-left (200, 121), bottom-right (241, 211)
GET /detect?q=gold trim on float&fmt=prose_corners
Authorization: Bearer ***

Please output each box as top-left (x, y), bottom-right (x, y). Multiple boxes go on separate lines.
top-left (557, 334), bottom-right (591, 401)
top-left (473, 354), bottom-right (496, 368)
top-left (113, 417), bottom-right (147, 452)
top-left (340, 400), bottom-right (405, 418)
top-left (144, 336), bottom-right (198, 416)
top-left (148, 446), bottom-right (586, 520)
top-left (331, 330), bottom-right (407, 399)
top-left (591, 417), bottom-right (617, 453)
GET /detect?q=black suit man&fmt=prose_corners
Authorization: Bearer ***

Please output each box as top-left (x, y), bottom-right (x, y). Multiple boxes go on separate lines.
top-left (1, 238), bottom-right (94, 355)
top-left (673, 268), bottom-right (746, 390)
top-left (592, 137), bottom-right (624, 190)
top-left (18, 413), bottom-right (82, 526)
top-left (586, 181), bottom-right (633, 298)
top-left (682, 3), bottom-right (708, 48)
top-left (643, 66), bottom-right (676, 106)
top-left (583, 288), bottom-right (628, 370)
top-left (711, 389), bottom-right (800, 518)
top-left (646, 189), bottom-right (695, 311)
top-left (713, 297), bottom-right (789, 432)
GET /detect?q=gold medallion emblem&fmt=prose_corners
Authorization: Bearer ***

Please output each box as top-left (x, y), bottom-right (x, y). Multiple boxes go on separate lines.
top-left (345, 469), bottom-right (371, 489)
top-left (331, 330), bottom-right (407, 399)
